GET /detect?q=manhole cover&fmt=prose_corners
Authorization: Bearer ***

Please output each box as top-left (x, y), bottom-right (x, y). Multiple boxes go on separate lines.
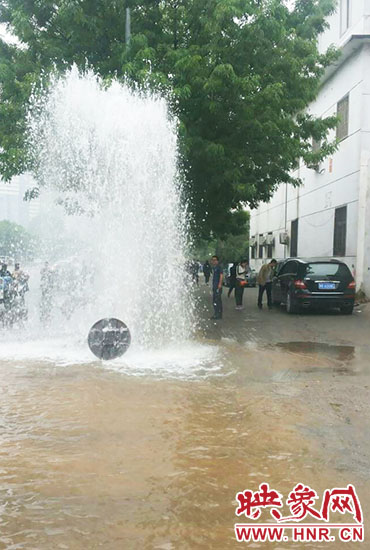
top-left (88, 318), bottom-right (131, 360)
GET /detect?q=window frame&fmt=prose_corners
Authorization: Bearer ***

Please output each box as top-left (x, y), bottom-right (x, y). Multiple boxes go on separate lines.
top-left (290, 218), bottom-right (298, 258)
top-left (279, 260), bottom-right (298, 277)
top-left (336, 94), bottom-right (349, 142)
top-left (258, 234), bottom-right (264, 259)
top-left (267, 232), bottom-right (273, 259)
top-left (333, 205), bottom-right (347, 257)
top-left (340, 0), bottom-right (351, 36)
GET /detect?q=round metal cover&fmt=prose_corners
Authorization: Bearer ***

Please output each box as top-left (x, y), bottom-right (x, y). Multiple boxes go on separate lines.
top-left (88, 318), bottom-right (131, 360)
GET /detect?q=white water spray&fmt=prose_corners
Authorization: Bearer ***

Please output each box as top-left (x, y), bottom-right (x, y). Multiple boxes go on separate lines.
top-left (26, 67), bottom-right (193, 350)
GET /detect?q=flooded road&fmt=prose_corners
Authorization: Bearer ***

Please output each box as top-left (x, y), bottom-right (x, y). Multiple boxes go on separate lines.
top-left (0, 287), bottom-right (369, 549)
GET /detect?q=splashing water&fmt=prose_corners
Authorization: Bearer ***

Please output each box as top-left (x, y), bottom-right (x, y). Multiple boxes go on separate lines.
top-left (25, 67), bottom-right (194, 352)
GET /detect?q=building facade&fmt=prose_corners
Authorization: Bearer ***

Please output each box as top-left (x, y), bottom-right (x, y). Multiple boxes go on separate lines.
top-left (249, 0), bottom-right (370, 296)
top-left (0, 174), bottom-right (39, 228)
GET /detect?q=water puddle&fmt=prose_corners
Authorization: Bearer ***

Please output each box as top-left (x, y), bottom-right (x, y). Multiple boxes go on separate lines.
top-left (274, 341), bottom-right (355, 362)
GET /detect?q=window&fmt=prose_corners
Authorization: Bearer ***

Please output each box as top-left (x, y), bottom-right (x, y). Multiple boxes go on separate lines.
top-left (340, 0), bottom-right (351, 35)
top-left (275, 261), bottom-right (284, 277)
top-left (267, 232), bottom-right (273, 259)
top-left (304, 262), bottom-right (351, 279)
top-left (251, 245), bottom-right (256, 259)
top-left (337, 95), bottom-right (349, 141)
top-left (333, 206), bottom-right (347, 256)
top-left (258, 234), bottom-right (263, 259)
top-left (290, 219), bottom-right (298, 258)
top-left (279, 261), bottom-right (298, 277)
top-left (307, 138), bottom-right (321, 171)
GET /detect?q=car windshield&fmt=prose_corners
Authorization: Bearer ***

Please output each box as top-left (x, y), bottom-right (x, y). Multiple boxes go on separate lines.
top-left (304, 263), bottom-right (351, 278)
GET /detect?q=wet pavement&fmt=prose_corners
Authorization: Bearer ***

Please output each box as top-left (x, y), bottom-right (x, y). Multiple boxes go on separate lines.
top-left (0, 285), bottom-right (369, 548)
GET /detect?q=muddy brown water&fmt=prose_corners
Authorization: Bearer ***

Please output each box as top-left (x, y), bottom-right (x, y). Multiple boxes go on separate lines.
top-left (0, 288), bottom-right (369, 549)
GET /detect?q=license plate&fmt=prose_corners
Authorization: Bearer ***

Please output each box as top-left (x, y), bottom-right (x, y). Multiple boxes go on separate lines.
top-left (318, 282), bottom-right (336, 290)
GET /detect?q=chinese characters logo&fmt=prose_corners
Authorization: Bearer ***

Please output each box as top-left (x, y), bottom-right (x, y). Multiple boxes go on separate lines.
top-left (234, 483), bottom-right (364, 543)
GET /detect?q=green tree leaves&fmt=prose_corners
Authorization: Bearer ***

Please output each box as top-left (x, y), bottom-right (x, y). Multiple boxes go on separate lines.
top-left (0, 0), bottom-right (338, 238)
top-left (0, 220), bottom-right (36, 260)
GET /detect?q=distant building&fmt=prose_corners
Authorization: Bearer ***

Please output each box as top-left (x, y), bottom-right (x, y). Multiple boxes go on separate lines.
top-left (249, 1), bottom-right (370, 295)
top-left (0, 174), bottom-right (39, 228)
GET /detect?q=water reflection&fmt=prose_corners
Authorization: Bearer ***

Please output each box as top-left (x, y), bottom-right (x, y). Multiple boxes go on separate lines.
top-left (275, 341), bottom-right (355, 363)
top-left (0, 339), bottom-right (368, 549)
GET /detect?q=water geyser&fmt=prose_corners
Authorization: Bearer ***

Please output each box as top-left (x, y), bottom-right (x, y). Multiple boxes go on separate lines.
top-left (27, 67), bottom-right (193, 351)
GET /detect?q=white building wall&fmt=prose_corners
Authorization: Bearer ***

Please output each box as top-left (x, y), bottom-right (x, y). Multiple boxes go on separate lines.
top-left (319, 0), bottom-right (369, 54)
top-left (250, 3), bottom-right (370, 295)
top-left (355, 43), bottom-right (370, 293)
top-left (0, 174), bottom-right (39, 228)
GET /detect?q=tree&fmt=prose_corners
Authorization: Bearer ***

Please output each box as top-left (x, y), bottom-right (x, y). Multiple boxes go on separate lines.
top-left (0, 0), bottom-right (338, 238)
top-left (191, 212), bottom-right (250, 262)
top-left (0, 220), bottom-right (36, 260)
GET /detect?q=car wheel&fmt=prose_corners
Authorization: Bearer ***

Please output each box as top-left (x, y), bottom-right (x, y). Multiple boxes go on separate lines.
top-left (340, 305), bottom-right (354, 315)
top-left (286, 291), bottom-right (298, 314)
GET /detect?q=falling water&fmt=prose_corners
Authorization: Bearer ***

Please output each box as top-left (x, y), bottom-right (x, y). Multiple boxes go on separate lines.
top-left (26, 67), bottom-right (194, 352)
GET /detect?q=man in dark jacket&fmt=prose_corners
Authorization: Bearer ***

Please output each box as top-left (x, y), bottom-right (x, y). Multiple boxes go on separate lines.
top-left (228, 262), bottom-right (238, 297)
top-left (211, 255), bottom-right (223, 320)
top-left (0, 263), bottom-right (12, 278)
top-left (203, 260), bottom-right (211, 285)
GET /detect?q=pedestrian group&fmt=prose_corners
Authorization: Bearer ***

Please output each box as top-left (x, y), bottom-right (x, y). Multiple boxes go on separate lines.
top-left (196, 257), bottom-right (278, 320)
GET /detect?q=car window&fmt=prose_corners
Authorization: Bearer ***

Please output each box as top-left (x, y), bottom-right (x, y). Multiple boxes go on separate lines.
top-left (304, 263), bottom-right (352, 278)
top-left (275, 262), bottom-right (284, 276)
top-left (279, 261), bottom-right (297, 276)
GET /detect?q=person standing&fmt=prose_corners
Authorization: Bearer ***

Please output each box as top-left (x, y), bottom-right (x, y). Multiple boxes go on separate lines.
top-left (12, 263), bottom-right (30, 302)
top-left (0, 263), bottom-right (13, 311)
top-left (257, 259), bottom-right (277, 310)
top-left (235, 259), bottom-right (248, 310)
top-left (191, 259), bottom-right (199, 285)
top-left (203, 260), bottom-right (211, 285)
top-left (227, 262), bottom-right (237, 298)
top-left (211, 255), bottom-right (223, 320)
top-left (40, 261), bottom-right (55, 324)
top-left (0, 263), bottom-right (12, 278)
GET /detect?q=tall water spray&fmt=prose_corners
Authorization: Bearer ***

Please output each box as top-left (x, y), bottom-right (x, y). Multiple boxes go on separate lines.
top-left (27, 67), bottom-right (193, 350)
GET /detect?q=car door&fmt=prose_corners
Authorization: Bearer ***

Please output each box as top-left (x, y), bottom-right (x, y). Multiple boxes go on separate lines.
top-left (279, 261), bottom-right (298, 304)
top-left (272, 261), bottom-right (284, 303)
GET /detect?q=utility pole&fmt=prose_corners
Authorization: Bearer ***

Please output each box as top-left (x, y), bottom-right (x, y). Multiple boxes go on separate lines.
top-left (125, 6), bottom-right (131, 47)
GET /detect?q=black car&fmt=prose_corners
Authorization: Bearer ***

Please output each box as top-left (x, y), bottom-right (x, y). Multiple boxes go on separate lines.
top-left (272, 258), bottom-right (356, 314)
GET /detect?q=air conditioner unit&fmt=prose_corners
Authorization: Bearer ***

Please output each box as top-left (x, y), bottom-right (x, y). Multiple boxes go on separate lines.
top-left (279, 231), bottom-right (289, 245)
top-left (266, 234), bottom-right (275, 246)
top-left (259, 235), bottom-right (267, 246)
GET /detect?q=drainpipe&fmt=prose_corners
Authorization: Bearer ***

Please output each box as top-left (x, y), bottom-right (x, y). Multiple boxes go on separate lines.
top-left (355, 150), bottom-right (370, 296)
top-left (284, 183), bottom-right (288, 259)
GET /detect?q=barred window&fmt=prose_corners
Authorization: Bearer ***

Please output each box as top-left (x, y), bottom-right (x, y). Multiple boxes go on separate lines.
top-left (258, 234), bottom-right (263, 259)
top-left (290, 219), bottom-right (298, 258)
top-left (337, 95), bottom-right (349, 141)
top-left (333, 206), bottom-right (347, 257)
top-left (267, 232), bottom-right (273, 259)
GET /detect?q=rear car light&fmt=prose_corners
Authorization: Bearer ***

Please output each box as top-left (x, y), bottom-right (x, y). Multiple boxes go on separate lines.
top-left (347, 280), bottom-right (356, 289)
top-left (294, 279), bottom-right (307, 289)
